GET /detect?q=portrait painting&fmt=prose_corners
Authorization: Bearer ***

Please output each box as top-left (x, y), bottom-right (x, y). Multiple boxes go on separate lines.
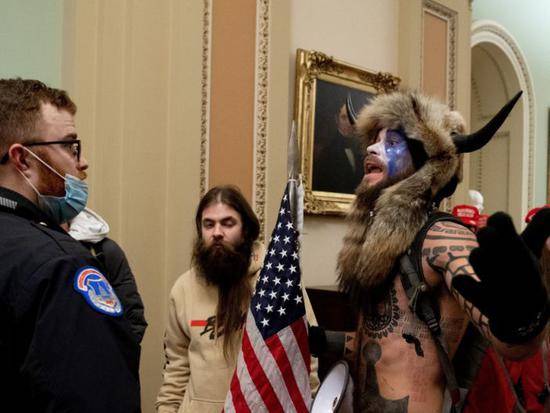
top-left (294, 49), bottom-right (400, 215)
top-left (312, 80), bottom-right (373, 195)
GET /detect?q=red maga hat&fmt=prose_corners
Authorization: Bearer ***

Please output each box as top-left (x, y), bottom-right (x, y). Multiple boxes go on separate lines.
top-left (452, 204), bottom-right (480, 228)
top-left (524, 205), bottom-right (550, 223)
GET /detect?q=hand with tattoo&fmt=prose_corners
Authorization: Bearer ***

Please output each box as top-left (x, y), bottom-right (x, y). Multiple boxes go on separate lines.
top-left (451, 212), bottom-right (548, 344)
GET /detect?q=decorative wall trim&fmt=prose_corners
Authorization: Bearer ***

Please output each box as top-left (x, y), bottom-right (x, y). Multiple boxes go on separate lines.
top-left (200, 0), bottom-right (212, 196)
top-left (253, 0), bottom-right (270, 237)
top-left (472, 20), bottom-right (536, 210)
top-left (422, 0), bottom-right (457, 109)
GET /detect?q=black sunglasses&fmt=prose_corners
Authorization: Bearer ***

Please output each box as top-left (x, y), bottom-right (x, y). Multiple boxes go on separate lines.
top-left (0, 139), bottom-right (81, 164)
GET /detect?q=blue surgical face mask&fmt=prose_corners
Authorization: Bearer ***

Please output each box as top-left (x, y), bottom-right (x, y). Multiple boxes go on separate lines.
top-left (19, 148), bottom-right (88, 224)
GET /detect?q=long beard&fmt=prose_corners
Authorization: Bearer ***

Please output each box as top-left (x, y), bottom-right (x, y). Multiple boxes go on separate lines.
top-left (193, 239), bottom-right (251, 289)
top-left (192, 239), bottom-right (253, 358)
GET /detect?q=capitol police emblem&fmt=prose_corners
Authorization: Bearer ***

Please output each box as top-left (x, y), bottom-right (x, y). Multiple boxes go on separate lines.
top-left (74, 266), bottom-right (123, 316)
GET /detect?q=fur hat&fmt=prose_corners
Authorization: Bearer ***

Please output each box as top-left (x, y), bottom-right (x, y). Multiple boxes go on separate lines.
top-left (338, 90), bottom-right (466, 294)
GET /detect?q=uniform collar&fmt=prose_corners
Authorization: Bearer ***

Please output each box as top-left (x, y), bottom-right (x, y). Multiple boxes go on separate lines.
top-left (0, 186), bottom-right (63, 231)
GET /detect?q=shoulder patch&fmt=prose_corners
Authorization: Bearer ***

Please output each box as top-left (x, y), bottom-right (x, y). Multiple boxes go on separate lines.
top-left (73, 266), bottom-right (123, 316)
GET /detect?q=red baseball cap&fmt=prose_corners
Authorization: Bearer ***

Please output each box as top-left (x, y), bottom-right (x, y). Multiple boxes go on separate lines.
top-left (452, 204), bottom-right (480, 228)
top-left (524, 205), bottom-right (550, 223)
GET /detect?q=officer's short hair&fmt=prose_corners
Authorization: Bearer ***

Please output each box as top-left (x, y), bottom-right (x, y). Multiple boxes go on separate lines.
top-left (0, 78), bottom-right (76, 157)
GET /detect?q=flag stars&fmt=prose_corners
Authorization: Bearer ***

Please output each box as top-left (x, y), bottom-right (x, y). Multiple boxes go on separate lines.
top-left (273, 277), bottom-right (281, 286)
top-left (294, 295), bottom-right (303, 304)
top-left (277, 222), bottom-right (282, 230)
top-left (283, 194), bottom-right (288, 201)
top-left (265, 262), bottom-right (272, 270)
top-left (289, 265), bottom-right (296, 274)
top-left (262, 275), bottom-right (269, 284)
top-left (277, 307), bottom-right (286, 316)
top-left (283, 236), bottom-right (290, 244)
top-left (255, 303), bottom-right (261, 311)
top-left (261, 318), bottom-right (269, 327)
top-left (285, 222), bottom-right (294, 230)
top-left (276, 263), bottom-right (284, 272)
top-left (285, 279), bottom-right (294, 288)
top-left (258, 289), bottom-right (266, 297)
top-left (265, 304), bottom-right (274, 313)
top-left (291, 252), bottom-right (298, 260)
top-left (269, 291), bottom-right (277, 299)
top-left (269, 249), bottom-right (276, 257)
top-left (282, 293), bottom-right (290, 302)
top-left (279, 249), bottom-right (287, 258)
top-left (273, 235), bottom-right (280, 243)
top-left (279, 208), bottom-right (286, 216)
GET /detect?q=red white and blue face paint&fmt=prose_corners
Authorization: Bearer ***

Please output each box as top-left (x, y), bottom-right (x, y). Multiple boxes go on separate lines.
top-left (364, 128), bottom-right (414, 186)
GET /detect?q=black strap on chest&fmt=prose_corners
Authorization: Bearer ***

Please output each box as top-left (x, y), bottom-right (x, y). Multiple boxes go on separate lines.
top-left (399, 211), bottom-right (466, 412)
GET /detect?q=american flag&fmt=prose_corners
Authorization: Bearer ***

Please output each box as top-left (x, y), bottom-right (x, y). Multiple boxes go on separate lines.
top-left (223, 183), bottom-right (311, 412)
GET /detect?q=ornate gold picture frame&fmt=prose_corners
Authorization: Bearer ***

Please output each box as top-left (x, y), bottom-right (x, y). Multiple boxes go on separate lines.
top-left (293, 49), bottom-right (400, 215)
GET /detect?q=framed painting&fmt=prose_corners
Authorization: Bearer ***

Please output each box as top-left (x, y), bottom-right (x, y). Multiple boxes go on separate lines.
top-left (293, 49), bottom-right (400, 215)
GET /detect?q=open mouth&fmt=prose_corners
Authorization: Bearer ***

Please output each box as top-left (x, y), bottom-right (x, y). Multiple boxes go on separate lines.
top-left (364, 157), bottom-right (385, 175)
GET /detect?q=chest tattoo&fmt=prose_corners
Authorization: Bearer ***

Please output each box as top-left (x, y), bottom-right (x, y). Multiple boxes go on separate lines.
top-left (363, 286), bottom-right (400, 339)
top-left (359, 341), bottom-right (409, 412)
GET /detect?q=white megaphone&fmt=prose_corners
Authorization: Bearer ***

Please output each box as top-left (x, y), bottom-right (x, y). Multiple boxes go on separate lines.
top-left (311, 360), bottom-right (354, 413)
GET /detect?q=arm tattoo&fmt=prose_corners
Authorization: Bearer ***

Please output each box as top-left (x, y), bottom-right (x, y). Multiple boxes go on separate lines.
top-left (424, 221), bottom-right (491, 337)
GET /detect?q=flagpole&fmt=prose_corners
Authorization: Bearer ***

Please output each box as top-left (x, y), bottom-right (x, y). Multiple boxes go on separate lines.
top-left (287, 121), bottom-right (303, 231)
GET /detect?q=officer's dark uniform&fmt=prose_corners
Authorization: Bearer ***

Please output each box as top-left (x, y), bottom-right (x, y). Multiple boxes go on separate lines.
top-left (0, 187), bottom-right (141, 412)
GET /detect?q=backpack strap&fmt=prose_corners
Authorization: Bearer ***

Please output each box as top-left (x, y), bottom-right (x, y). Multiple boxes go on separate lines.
top-left (399, 211), bottom-right (466, 412)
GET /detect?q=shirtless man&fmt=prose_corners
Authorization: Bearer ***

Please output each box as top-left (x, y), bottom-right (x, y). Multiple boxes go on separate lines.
top-left (315, 90), bottom-right (547, 413)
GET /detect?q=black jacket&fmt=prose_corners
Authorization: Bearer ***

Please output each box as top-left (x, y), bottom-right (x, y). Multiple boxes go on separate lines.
top-left (83, 238), bottom-right (147, 342)
top-left (0, 187), bottom-right (141, 413)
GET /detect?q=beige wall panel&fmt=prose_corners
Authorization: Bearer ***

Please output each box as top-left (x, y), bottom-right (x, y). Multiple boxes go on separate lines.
top-left (423, 12), bottom-right (448, 102)
top-left (62, 1), bottom-right (204, 411)
top-left (62, 1), bottom-right (100, 200)
top-left (209, 0), bottom-right (256, 201)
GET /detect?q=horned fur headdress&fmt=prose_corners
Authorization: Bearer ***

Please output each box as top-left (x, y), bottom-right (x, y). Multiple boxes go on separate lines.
top-left (338, 89), bottom-right (522, 295)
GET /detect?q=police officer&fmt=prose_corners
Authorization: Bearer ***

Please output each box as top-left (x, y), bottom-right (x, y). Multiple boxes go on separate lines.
top-left (0, 78), bottom-right (141, 412)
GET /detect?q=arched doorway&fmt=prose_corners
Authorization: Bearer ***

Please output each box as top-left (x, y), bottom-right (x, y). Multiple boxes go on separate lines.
top-left (470, 20), bottom-right (535, 226)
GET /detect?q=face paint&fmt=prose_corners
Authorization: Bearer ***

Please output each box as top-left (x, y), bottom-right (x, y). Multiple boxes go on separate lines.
top-left (384, 129), bottom-right (413, 178)
top-left (364, 128), bottom-right (414, 186)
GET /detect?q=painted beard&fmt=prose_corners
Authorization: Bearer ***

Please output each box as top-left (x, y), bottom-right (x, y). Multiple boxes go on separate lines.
top-left (192, 238), bottom-right (252, 289)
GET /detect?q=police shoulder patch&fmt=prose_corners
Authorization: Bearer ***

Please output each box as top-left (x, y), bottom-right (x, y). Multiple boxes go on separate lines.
top-left (74, 266), bottom-right (123, 316)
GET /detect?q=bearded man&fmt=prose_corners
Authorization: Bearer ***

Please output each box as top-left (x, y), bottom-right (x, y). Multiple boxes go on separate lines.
top-left (156, 185), bottom-right (319, 413)
top-left (312, 90), bottom-right (548, 413)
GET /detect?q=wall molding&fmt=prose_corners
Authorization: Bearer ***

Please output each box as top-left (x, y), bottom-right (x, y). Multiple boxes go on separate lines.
top-left (422, 0), bottom-right (457, 109)
top-left (200, 0), bottom-right (212, 196)
top-left (253, 0), bottom-right (270, 237)
top-left (472, 19), bottom-right (536, 210)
